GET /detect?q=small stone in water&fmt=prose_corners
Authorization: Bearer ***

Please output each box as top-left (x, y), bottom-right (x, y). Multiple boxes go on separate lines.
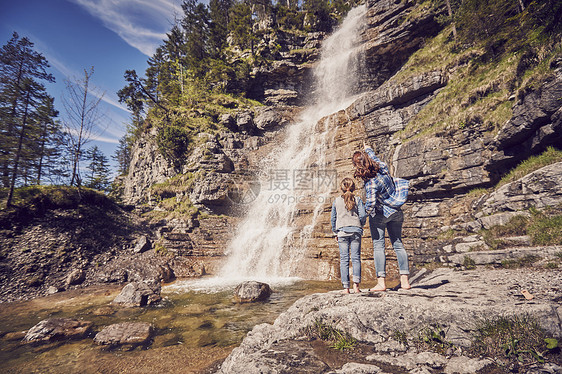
top-left (94, 322), bottom-right (153, 349)
top-left (234, 281), bottom-right (272, 303)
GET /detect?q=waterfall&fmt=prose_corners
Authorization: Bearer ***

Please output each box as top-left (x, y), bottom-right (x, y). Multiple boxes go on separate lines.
top-left (219, 5), bottom-right (368, 282)
top-left (166, 5), bottom-right (368, 292)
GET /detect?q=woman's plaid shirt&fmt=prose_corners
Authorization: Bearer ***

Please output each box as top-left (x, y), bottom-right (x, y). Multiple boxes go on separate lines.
top-left (364, 147), bottom-right (398, 218)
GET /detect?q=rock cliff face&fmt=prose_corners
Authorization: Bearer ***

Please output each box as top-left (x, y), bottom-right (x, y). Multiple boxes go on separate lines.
top-left (119, 0), bottom-right (562, 282)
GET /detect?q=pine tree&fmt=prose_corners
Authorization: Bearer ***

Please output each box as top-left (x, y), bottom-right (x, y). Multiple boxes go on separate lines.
top-left (162, 24), bottom-right (188, 104)
top-left (0, 32), bottom-right (55, 190)
top-left (84, 145), bottom-right (110, 191)
top-left (209, 0), bottom-right (234, 58)
top-left (182, 0), bottom-right (211, 73)
top-left (228, 1), bottom-right (255, 53)
top-left (302, 0), bottom-right (333, 32)
top-left (145, 47), bottom-right (166, 107)
top-left (112, 134), bottom-right (132, 176)
top-left (5, 78), bottom-right (52, 206)
top-left (34, 96), bottom-right (61, 184)
top-left (1, 33), bottom-right (57, 207)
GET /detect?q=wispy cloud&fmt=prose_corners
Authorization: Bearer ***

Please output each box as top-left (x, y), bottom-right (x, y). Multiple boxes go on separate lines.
top-left (69, 0), bottom-right (183, 56)
top-left (92, 134), bottom-right (120, 144)
top-left (41, 50), bottom-right (131, 114)
top-left (64, 127), bottom-right (120, 144)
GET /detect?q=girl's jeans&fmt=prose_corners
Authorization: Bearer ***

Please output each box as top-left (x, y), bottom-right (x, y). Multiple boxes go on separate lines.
top-left (369, 210), bottom-right (410, 278)
top-left (337, 232), bottom-right (362, 288)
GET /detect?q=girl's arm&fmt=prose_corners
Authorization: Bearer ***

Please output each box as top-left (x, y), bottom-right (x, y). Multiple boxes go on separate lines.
top-left (357, 197), bottom-right (367, 226)
top-left (330, 201), bottom-right (337, 234)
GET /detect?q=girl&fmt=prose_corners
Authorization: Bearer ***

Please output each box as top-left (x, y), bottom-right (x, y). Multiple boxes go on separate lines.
top-left (352, 143), bottom-right (411, 291)
top-left (330, 177), bottom-right (367, 293)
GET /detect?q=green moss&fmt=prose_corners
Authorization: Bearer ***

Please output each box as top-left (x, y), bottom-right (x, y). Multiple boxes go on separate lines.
top-left (467, 188), bottom-right (488, 197)
top-left (480, 205), bottom-right (562, 250)
top-left (437, 228), bottom-right (456, 240)
top-left (151, 172), bottom-right (202, 199)
top-left (481, 214), bottom-right (529, 250)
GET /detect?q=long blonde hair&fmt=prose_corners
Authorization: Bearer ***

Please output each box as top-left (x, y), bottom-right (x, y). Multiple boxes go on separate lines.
top-left (340, 177), bottom-right (357, 211)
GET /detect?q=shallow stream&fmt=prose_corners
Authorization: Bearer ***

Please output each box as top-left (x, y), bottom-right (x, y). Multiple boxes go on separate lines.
top-left (0, 279), bottom-right (340, 373)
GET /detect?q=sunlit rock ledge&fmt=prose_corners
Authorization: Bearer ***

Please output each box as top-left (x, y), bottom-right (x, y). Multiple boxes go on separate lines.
top-left (217, 267), bottom-right (562, 374)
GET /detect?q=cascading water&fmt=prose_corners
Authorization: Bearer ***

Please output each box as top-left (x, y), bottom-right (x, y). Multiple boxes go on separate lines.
top-left (167, 4), bottom-right (368, 292)
top-left (220, 4), bottom-right (368, 279)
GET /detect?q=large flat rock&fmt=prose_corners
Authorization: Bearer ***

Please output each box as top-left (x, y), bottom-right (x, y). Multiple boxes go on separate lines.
top-left (217, 268), bottom-right (562, 373)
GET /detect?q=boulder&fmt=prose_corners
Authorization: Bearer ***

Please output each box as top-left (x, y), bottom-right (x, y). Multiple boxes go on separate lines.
top-left (219, 113), bottom-right (237, 131)
top-left (46, 285), bottom-right (60, 295)
top-left (112, 280), bottom-right (161, 307)
top-left (236, 111), bottom-right (256, 134)
top-left (93, 322), bottom-right (153, 348)
top-left (24, 318), bottom-right (93, 343)
top-left (448, 245), bottom-right (562, 266)
top-left (234, 281), bottom-right (272, 303)
top-left (133, 235), bottom-right (151, 254)
top-left (96, 268), bottom-right (128, 284)
top-left (253, 107), bottom-right (288, 131)
top-left (65, 269), bottom-right (85, 286)
top-left (481, 162), bottom-right (562, 215)
top-left (94, 251), bottom-right (175, 285)
top-left (327, 363), bottom-right (383, 374)
top-left (219, 339), bottom-right (330, 373)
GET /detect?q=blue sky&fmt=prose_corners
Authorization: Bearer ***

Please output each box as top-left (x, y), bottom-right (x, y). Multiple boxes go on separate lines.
top-left (0, 0), bottom-right (184, 173)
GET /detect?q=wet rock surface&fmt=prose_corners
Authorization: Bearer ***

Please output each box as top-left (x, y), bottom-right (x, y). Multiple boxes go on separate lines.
top-left (24, 318), bottom-right (93, 343)
top-left (93, 322), bottom-right (154, 348)
top-left (217, 267), bottom-right (562, 373)
top-left (112, 280), bottom-right (162, 307)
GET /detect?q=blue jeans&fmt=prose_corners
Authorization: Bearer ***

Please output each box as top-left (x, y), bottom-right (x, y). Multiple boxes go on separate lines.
top-left (337, 233), bottom-right (362, 288)
top-left (369, 210), bottom-right (409, 278)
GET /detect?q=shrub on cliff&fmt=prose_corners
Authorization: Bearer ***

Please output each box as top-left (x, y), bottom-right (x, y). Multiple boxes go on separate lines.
top-left (156, 125), bottom-right (190, 169)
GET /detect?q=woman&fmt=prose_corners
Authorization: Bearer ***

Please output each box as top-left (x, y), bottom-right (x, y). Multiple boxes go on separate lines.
top-left (352, 143), bottom-right (411, 291)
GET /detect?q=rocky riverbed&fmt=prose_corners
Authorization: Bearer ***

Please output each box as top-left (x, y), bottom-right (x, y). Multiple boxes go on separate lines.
top-left (217, 266), bottom-right (562, 374)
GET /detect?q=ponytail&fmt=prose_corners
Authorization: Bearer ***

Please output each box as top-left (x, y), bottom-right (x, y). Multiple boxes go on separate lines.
top-left (340, 177), bottom-right (356, 211)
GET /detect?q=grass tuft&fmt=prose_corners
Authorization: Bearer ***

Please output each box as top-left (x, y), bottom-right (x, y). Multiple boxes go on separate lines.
top-left (481, 206), bottom-right (562, 250)
top-left (497, 147), bottom-right (562, 188)
top-left (305, 318), bottom-right (357, 351)
top-left (469, 315), bottom-right (558, 368)
top-left (415, 324), bottom-right (454, 354)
